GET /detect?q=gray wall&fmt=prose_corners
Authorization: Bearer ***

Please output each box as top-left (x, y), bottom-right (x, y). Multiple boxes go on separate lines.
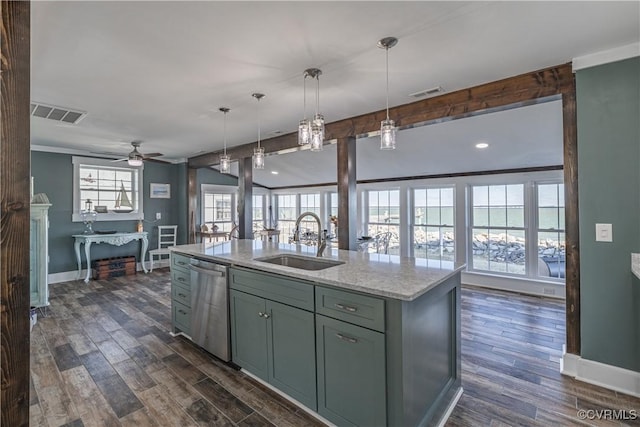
top-left (31, 151), bottom-right (188, 273)
top-left (576, 57), bottom-right (640, 372)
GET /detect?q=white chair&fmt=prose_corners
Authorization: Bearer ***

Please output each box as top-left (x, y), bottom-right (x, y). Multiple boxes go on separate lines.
top-left (148, 225), bottom-right (177, 272)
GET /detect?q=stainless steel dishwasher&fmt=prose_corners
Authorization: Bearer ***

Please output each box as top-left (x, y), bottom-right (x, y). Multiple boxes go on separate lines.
top-left (189, 258), bottom-right (230, 361)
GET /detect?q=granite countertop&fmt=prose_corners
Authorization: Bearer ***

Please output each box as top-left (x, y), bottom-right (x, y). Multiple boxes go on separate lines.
top-left (170, 240), bottom-right (465, 301)
top-left (632, 253), bottom-right (640, 280)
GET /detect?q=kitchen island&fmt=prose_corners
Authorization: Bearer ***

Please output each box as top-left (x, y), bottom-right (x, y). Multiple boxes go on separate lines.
top-left (171, 240), bottom-right (464, 427)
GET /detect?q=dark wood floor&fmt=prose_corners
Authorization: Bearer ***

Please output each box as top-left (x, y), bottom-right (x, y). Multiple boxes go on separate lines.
top-left (30, 270), bottom-right (639, 427)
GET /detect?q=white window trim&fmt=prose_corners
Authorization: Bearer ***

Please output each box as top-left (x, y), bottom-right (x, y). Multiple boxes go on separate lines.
top-left (72, 156), bottom-right (144, 222)
top-left (201, 184), bottom-right (238, 227)
top-left (409, 185), bottom-right (456, 260)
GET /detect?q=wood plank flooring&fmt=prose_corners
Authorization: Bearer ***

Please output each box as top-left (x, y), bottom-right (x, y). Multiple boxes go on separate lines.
top-left (30, 270), bottom-right (639, 426)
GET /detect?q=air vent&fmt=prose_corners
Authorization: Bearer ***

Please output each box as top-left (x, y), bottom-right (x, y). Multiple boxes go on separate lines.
top-left (409, 86), bottom-right (444, 98)
top-left (30, 102), bottom-right (86, 124)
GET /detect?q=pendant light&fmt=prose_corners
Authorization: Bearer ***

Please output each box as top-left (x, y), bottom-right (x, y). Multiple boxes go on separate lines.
top-left (298, 71), bottom-right (311, 146)
top-left (378, 36), bottom-right (398, 150)
top-left (252, 93), bottom-right (265, 169)
top-left (309, 68), bottom-right (324, 151)
top-left (219, 107), bottom-right (231, 174)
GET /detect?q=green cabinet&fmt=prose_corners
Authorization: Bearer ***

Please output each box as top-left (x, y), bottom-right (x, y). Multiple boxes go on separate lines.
top-left (316, 313), bottom-right (386, 427)
top-left (229, 268), bottom-right (317, 410)
top-left (170, 253), bottom-right (192, 335)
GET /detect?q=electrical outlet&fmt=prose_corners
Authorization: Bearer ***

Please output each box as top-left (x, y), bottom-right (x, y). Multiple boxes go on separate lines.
top-left (156, 212), bottom-right (161, 220)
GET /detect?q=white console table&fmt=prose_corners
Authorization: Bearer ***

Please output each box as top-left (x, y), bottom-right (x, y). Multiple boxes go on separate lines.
top-left (73, 232), bottom-right (149, 283)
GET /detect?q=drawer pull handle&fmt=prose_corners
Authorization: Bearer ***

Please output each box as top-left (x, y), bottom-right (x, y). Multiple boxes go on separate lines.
top-left (334, 303), bottom-right (357, 313)
top-left (258, 312), bottom-right (270, 319)
top-left (177, 261), bottom-right (186, 265)
top-left (335, 333), bottom-right (358, 344)
top-left (178, 309), bottom-right (187, 315)
top-left (178, 277), bottom-right (186, 281)
top-left (177, 293), bottom-right (186, 298)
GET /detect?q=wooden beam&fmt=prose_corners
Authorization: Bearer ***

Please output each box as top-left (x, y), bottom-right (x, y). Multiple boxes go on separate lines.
top-left (189, 63), bottom-right (574, 169)
top-left (336, 137), bottom-right (357, 250)
top-left (237, 157), bottom-right (253, 239)
top-left (187, 167), bottom-right (197, 243)
top-left (1, 1), bottom-right (32, 425)
top-left (563, 88), bottom-right (580, 354)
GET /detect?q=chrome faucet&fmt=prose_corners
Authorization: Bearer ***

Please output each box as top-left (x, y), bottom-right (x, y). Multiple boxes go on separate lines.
top-left (293, 211), bottom-right (327, 257)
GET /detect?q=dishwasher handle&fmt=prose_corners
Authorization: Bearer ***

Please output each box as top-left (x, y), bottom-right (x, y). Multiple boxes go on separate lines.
top-left (189, 264), bottom-right (226, 277)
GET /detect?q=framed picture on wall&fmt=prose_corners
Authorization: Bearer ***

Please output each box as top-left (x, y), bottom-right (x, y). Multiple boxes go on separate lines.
top-left (150, 183), bottom-right (171, 199)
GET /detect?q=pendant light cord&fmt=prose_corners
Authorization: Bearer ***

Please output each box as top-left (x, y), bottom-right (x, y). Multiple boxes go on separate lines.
top-left (257, 97), bottom-right (261, 149)
top-left (316, 75), bottom-right (320, 116)
top-left (223, 110), bottom-right (227, 156)
top-left (303, 74), bottom-right (307, 120)
top-left (385, 46), bottom-right (390, 121)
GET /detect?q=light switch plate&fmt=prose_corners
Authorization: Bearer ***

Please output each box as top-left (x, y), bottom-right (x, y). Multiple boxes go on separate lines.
top-left (156, 212), bottom-right (162, 220)
top-left (595, 223), bottom-right (613, 242)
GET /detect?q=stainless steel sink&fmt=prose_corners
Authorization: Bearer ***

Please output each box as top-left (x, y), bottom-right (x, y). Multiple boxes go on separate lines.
top-left (254, 254), bottom-right (345, 271)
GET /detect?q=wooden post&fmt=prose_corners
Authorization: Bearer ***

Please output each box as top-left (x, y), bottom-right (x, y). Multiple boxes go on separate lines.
top-left (237, 157), bottom-right (253, 239)
top-left (337, 136), bottom-right (357, 250)
top-left (1, 1), bottom-right (32, 425)
top-left (563, 87), bottom-right (580, 354)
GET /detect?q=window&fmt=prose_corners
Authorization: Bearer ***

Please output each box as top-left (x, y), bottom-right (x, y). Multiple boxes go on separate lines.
top-left (471, 184), bottom-right (525, 275)
top-left (412, 187), bottom-right (454, 262)
top-left (537, 183), bottom-right (565, 279)
top-left (201, 185), bottom-right (236, 233)
top-left (299, 193), bottom-right (321, 236)
top-left (365, 189), bottom-right (400, 254)
top-left (329, 193), bottom-right (338, 218)
top-left (277, 194), bottom-right (298, 240)
top-left (253, 194), bottom-right (264, 233)
top-left (72, 156), bottom-right (143, 222)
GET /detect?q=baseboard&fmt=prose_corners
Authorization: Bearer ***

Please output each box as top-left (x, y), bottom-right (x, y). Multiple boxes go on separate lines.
top-left (561, 345), bottom-right (640, 398)
top-left (48, 261), bottom-right (165, 284)
top-left (462, 271), bottom-right (565, 299)
top-left (436, 387), bottom-right (464, 427)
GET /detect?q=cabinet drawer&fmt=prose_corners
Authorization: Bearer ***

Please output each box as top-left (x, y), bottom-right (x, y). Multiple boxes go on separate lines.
top-left (315, 286), bottom-right (385, 332)
top-left (171, 281), bottom-right (191, 307)
top-left (172, 300), bottom-right (191, 335)
top-left (171, 253), bottom-right (190, 273)
top-left (171, 268), bottom-right (190, 289)
top-left (229, 267), bottom-right (314, 311)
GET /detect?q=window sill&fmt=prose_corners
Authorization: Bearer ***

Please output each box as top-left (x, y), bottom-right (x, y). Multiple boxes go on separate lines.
top-left (72, 212), bottom-right (143, 222)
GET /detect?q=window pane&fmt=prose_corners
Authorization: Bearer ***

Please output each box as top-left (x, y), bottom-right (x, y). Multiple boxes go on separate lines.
top-left (507, 206), bottom-right (524, 228)
top-left (489, 185), bottom-right (506, 206)
top-left (489, 207), bottom-right (506, 227)
top-left (426, 207), bottom-right (440, 225)
top-left (506, 185), bottom-right (523, 206)
top-left (473, 186), bottom-right (488, 206)
top-left (473, 207), bottom-right (489, 227)
top-left (441, 207), bottom-right (454, 226)
top-left (539, 207), bottom-right (559, 229)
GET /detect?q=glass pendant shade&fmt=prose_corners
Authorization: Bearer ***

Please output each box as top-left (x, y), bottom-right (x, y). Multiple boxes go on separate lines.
top-left (298, 118), bottom-right (310, 145)
top-left (219, 154), bottom-right (231, 173)
top-left (253, 147), bottom-right (265, 169)
top-left (127, 158), bottom-right (143, 167)
top-left (380, 119), bottom-right (396, 150)
top-left (310, 114), bottom-right (324, 151)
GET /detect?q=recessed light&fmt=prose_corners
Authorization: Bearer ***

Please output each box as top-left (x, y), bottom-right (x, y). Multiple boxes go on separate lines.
top-left (475, 142), bottom-right (489, 149)
top-left (271, 171), bottom-right (279, 175)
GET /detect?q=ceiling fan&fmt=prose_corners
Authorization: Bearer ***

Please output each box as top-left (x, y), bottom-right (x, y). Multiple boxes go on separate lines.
top-left (112, 141), bottom-right (163, 166)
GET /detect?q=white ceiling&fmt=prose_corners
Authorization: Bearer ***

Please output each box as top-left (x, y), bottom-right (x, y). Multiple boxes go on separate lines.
top-left (31, 1), bottom-right (639, 180)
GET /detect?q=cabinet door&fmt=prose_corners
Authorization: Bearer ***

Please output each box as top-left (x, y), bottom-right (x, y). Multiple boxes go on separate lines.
top-left (267, 300), bottom-right (317, 410)
top-left (230, 290), bottom-right (268, 381)
top-left (316, 315), bottom-right (386, 427)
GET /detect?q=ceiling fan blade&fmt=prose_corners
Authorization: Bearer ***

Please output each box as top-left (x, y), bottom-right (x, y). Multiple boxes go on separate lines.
top-left (142, 152), bottom-right (163, 159)
top-left (110, 158), bottom-right (128, 162)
